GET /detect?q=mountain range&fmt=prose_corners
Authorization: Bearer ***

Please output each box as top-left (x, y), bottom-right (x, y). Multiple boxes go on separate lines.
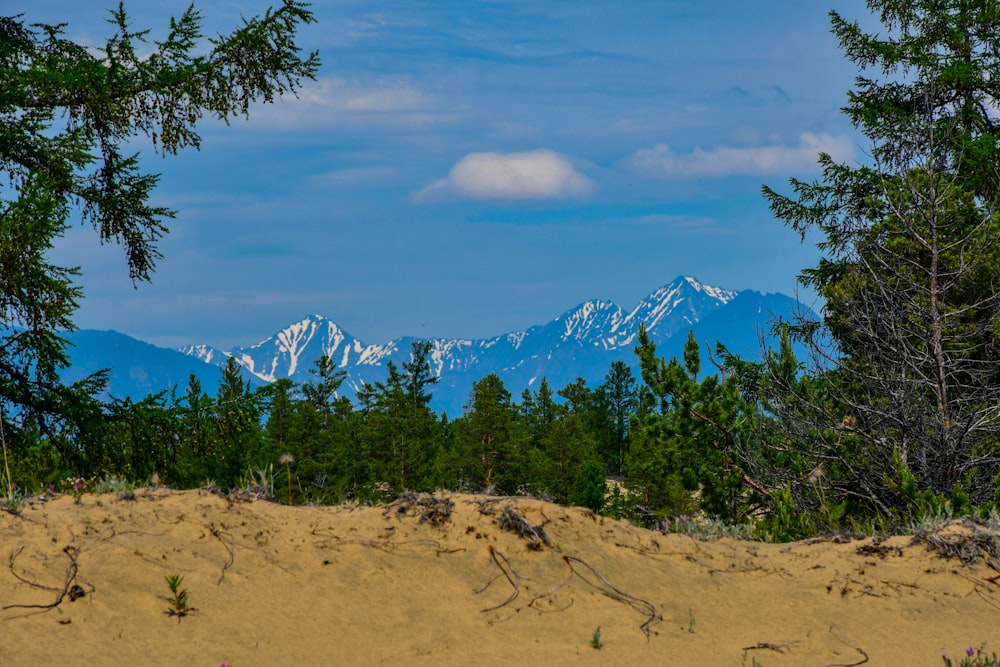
top-left (61, 276), bottom-right (806, 415)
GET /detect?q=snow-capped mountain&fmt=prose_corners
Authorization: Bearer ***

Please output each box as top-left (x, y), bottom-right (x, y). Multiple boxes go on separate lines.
top-left (52, 276), bottom-right (804, 414)
top-left (176, 276), bottom-right (793, 414)
top-left (181, 315), bottom-right (392, 384)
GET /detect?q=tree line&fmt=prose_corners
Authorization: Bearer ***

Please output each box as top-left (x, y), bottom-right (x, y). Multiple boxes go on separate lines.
top-left (1, 340), bottom-right (636, 510)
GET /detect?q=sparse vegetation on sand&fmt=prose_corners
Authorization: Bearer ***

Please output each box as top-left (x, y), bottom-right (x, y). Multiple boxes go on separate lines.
top-left (2, 489), bottom-right (997, 664)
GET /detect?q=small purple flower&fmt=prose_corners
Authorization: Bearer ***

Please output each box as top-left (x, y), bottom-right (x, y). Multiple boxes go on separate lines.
top-left (967, 646), bottom-right (976, 657)
top-left (73, 483), bottom-right (81, 491)
top-left (10, 482), bottom-right (16, 490)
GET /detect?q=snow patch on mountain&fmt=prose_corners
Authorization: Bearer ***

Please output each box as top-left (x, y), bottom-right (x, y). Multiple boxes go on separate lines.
top-left (179, 344), bottom-right (226, 365)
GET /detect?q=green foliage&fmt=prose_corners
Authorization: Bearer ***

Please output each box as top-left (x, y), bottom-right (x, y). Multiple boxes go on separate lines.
top-left (761, 0), bottom-right (1000, 523)
top-left (446, 373), bottom-right (522, 493)
top-left (530, 402), bottom-right (601, 505)
top-left (210, 358), bottom-right (266, 489)
top-left (886, 446), bottom-right (974, 524)
top-left (238, 463), bottom-right (275, 498)
top-left (595, 361), bottom-right (638, 475)
top-left (572, 460), bottom-right (607, 513)
top-left (0, 1), bottom-right (319, 467)
top-left (754, 487), bottom-right (816, 543)
top-left (358, 342), bottom-right (441, 493)
top-left (629, 328), bottom-right (761, 524)
top-left (3, 483), bottom-right (25, 515)
top-left (589, 626), bottom-right (602, 650)
top-left (103, 391), bottom-right (180, 482)
top-left (164, 574), bottom-right (191, 620)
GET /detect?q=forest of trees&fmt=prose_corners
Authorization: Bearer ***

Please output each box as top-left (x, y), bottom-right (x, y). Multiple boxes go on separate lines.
top-left (6, 1), bottom-right (1000, 541)
top-left (2, 343), bottom-right (638, 511)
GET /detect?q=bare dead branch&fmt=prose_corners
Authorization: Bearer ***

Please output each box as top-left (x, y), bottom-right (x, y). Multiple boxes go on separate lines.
top-left (562, 554), bottom-right (661, 637)
top-left (478, 545), bottom-right (520, 613)
top-left (4, 545), bottom-right (88, 611)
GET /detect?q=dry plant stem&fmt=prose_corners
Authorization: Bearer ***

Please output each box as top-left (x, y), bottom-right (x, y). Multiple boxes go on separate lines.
top-left (527, 569), bottom-right (575, 610)
top-left (953, 569), bottom-right (1000, 611)
top-left (478, 545), bottom-right (520, 613)
top-left (562, 555), bottom-right (661, 637)
top-left (4, 545), bottom-right (85, 611)
top-left (209, 526), bottom-right (235, 584)
top-left (824, 625), bottom-right (869, 667)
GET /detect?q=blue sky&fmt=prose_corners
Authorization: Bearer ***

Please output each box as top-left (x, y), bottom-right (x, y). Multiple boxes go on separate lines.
top-left (25, 0), bottom-right (871, 349)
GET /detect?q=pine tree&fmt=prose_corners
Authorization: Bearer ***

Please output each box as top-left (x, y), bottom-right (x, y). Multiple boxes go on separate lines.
top-left (453, 373), bottom-right (522, 493)
top-left (596, 361), bottom-right (638, 475)
top-left (0, 3), bottom-right (319, 457)
top-left (212, 358), bottom-right (264, 488)
top-left (630, 329), bottom-right (757, 523)
top-left (361, 342), bottom-right (441, 493)
top-left (763, 1), bottom-right (1000, 514)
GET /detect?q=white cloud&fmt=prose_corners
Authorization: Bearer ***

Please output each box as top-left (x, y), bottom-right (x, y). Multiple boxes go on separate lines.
top-left (417, 150), bottom-right (593, 201)
top-left (291, 77), bottom-right (431, 113)
top-left (315, 166), bottom-right (396, 186)
top-left (625, 133), bottom-right (855, 178)
top-left (344, 85), bottom-right (428, 112)
top-left (246, 77), bottom-right (444, 130)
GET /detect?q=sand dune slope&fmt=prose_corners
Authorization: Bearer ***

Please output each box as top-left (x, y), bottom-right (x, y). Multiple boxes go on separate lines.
top-left (1, 489), bottom-right (997, 665)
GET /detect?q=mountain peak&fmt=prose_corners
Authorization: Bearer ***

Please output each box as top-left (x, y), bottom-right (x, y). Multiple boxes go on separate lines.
top-left (680, 275), bottom-right (738, 304)
top-left (616, 276), bottom-right (737, 339)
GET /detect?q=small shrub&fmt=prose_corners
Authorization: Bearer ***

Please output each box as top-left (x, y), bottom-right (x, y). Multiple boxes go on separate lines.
top-left (663, 513), bottom-right (757, 541)
top-left (164, 574), bottom-right (192, 620)
top-left (589, 627), bottom-right (602, 649)
top-left (93, 475), bottom-right (135, 494)
top-left (3, 482), bottom-right (24, 515)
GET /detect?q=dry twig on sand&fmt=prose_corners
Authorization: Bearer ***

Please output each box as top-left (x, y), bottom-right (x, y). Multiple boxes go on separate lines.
top-left (562, 555), bottom-right (661, 637)
top-left (208, 525), bottom-right (236, 584)
top-left (476, 545), bottom-right (522, 612)
top-left (825, 625), bottom-right (869, 666)
top-left (4, 545), bottom-right (89, 611)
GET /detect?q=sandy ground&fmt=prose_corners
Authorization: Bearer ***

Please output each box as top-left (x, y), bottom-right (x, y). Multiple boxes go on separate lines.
top-left (0, 488), bottom-right (997, 666)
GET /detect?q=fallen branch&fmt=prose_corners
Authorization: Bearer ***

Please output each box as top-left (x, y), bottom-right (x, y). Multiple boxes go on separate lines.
top-left (563, 555), bottom-right (661, 637)
top-left (209, 525), bottom-right (235, 585)
top-left (825, 625), bottom-right (869, 666)
top-left (477, 546), bottom-right (521, 612)
top-left (527, 569), bottom-right (574, 610)
top-left (4, 545), bottom-right (88, 611)
top-left (386, 492), bottom-right (454, 526)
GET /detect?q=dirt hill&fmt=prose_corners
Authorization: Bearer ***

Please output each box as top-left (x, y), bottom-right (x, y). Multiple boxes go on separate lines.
top-left (1, 489), bottom-right (996, 665)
